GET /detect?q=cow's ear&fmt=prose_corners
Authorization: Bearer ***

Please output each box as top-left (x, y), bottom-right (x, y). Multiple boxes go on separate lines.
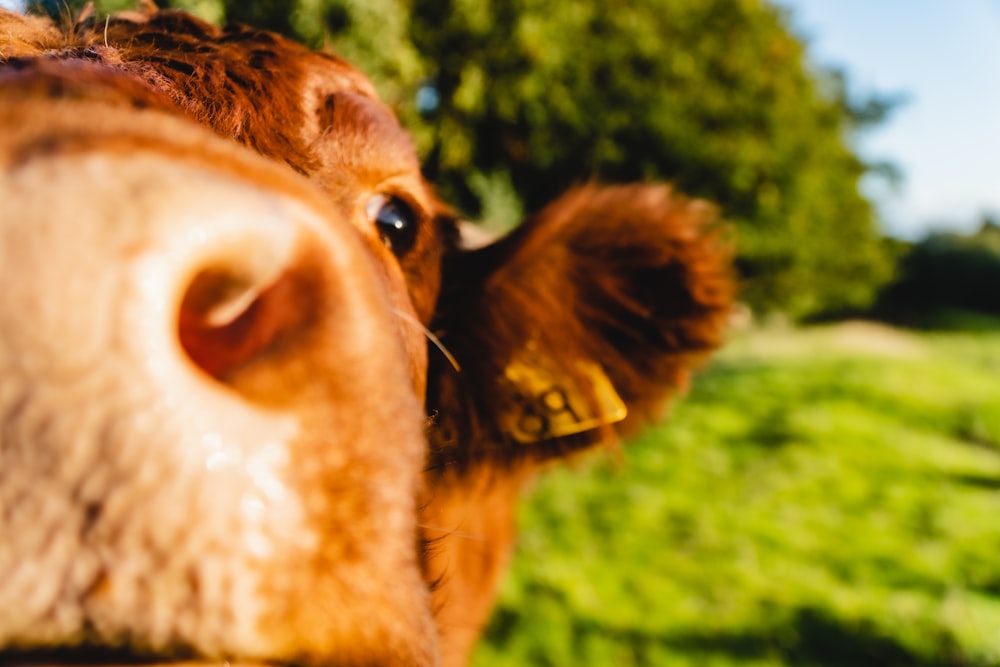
top-left (426, 184), bottom-right (733, 468)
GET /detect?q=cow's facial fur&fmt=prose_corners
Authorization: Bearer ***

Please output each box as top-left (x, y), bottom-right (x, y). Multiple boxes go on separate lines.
top-left (0, 7), bottom-right (734, 667)
top-left (0, 61), bottom-right (436, 666)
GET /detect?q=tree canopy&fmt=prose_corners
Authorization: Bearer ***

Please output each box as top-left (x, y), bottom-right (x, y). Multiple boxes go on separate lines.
top-left (38, 0), bottom-right (899, 319)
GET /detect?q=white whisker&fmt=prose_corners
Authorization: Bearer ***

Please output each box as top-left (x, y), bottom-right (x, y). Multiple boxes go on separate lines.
top-left (392, 308), bottom-right (462, 373)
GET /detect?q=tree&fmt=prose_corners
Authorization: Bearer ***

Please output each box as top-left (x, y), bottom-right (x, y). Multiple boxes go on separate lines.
top-left (405, 0), bottom-right (898, 318)
top-left (875, 231), bottom-right (1000, 325)
top-left (43, 0), bottom-right (898, 319)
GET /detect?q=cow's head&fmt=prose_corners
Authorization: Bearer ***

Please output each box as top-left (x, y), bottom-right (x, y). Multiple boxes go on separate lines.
top-left (0, 8), bottom-right (732, 667)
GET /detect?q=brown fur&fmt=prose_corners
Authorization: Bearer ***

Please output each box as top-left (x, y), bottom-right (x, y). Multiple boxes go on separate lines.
top-left (0, 57), bottom-right (437, 666)
top-left (0, 7), bottom-right (733, 667)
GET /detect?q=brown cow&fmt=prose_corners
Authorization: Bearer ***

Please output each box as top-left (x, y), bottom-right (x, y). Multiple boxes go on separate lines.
top-left (0, 7), bottom-right (732, 667)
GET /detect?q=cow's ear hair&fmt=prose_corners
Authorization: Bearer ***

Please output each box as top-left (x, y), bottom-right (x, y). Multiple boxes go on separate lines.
top-left (426, 184), bottom-right (733, 468)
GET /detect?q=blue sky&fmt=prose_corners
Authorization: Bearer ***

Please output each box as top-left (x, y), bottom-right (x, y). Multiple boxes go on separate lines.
top-left (774, 0), bottom-right (1000, 239)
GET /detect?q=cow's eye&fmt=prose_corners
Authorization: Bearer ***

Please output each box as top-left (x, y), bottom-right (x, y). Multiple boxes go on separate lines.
top-left (366, 194), bottom-right (418, 256)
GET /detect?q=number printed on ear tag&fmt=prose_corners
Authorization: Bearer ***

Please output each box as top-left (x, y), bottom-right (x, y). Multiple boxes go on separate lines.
top-left (500, 351), bottom-right (627, 444)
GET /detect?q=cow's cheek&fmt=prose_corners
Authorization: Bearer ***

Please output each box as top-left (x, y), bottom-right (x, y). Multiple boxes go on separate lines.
top-left (0, 149), bottom-right (436, 665)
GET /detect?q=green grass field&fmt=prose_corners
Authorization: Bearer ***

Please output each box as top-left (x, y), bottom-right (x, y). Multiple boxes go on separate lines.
top-left (474, 322), bottom-right (1000, 666)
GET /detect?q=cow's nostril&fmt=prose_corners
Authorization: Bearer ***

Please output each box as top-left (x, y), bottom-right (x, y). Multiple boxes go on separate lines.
top-left (178, 262), bottom-right (318, 380)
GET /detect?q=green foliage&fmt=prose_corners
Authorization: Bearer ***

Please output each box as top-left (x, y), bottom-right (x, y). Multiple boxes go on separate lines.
top-left (54, 0), bottom-right (897, 318)
top-left (875, 221), bottom-right (1000, 326)
top-left (405, 0), bottom-right (897, 319)
top-left (477, 323), bottom-right (1000, 666)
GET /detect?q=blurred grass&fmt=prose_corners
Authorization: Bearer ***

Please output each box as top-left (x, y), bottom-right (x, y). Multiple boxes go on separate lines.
top-left (474, 321), bottom-right (1000, 666)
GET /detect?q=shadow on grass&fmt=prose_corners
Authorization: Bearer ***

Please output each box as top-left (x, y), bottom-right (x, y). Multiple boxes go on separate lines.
top-left (661, 606), bottom-right (965, 667)
top-left (953, 404), bottom-right (1000, 451)
top-left (485, 603), bottom-right (973, 666)
top-left (948, 473), bottom-right (1000, 491)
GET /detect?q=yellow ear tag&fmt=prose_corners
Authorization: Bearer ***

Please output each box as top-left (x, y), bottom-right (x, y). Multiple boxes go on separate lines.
top-left (500, 352), bottom-right (627, 444)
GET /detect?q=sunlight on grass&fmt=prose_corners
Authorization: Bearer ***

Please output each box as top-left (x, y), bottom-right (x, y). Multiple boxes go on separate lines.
top-left (476, 323), bottom-right (1000, 666)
